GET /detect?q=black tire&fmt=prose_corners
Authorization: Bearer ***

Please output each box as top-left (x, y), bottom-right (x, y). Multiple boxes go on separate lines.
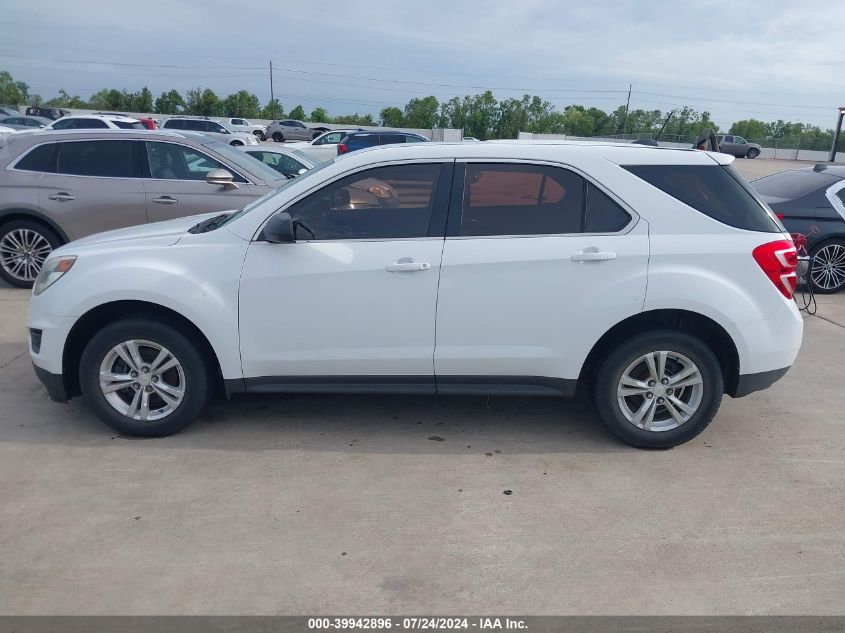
top-left (746, 148), bottom-right (760, 159)
top-left (79, 318), bottom-right (210, 437)
top-left (272, 132), bottom-right (284, 142)
top-left (809, 238), bottom-right (845, 294)
top-left (230, 140), bottom-right (244, 146)
top-left (0, 219), bottom-right (63, 288)
top-left (254, 130), bottom-right (265, 141)
top-left (593, 330), bottom-right (723, 448)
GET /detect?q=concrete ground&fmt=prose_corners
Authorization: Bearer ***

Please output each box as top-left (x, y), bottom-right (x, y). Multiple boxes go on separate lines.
top-left (1, 157), bottom-right (844, 615)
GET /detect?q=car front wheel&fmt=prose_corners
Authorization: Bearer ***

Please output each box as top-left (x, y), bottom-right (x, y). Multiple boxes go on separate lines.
top-left (593, 331), bottom-right (723, 448)
top-left (810, 239), bottom-right (845, 293)
top-left (254, 130), bottom-right (265, 141)
top-left (0, 219), bottom-right (62, 288)
top-left (80, 318), bottom-right (209, 436)
top-left (746, 148), bottom-right (760, 158)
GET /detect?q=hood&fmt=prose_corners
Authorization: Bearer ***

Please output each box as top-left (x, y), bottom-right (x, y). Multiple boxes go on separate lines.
top-left (285, 141), bottom-right (311, 148)
top-left (62, 211), bottom-right (227, 251)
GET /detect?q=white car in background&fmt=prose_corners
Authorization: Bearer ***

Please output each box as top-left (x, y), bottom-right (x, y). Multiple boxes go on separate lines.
top-left (225, 117), bottom-right (267, 141)
top-left (28, 141), bottom-right (802, 448)
top-left (46, 114), bottom-right (147, 130)
top-left (287, 129), bottom-right (362, 162)
top-left (0, 125), bottom-right (15, 135)
top-left (160, 117), bottom-right (258, 146)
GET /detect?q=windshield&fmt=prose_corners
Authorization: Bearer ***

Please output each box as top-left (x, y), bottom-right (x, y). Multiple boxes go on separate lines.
top-left (204, 140), bottom-right (284, 183)
top-left (220, 159), bottom-right (335, 227)
top-left (291, 149), bottom-right (320, 168)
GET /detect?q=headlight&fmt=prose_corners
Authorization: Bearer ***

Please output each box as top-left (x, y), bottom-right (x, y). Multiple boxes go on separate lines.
top-left (33, 256), bottom-right (77, 295)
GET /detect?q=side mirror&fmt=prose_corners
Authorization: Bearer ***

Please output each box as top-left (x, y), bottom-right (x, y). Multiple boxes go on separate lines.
top-left (298, 168), bottom-right (308, 175)
top-left (262, 211), bottom-right (295, 244)
top-left (206, 169), bottom-right (238, 190)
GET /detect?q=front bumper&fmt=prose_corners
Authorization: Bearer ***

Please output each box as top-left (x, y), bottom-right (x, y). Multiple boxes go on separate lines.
top-left (33, 363), bottom-right (68, 402)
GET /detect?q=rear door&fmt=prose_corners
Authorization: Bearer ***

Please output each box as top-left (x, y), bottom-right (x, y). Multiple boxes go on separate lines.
top-left (141, 140), bottom-right (259, 222)
top-left (37, 139), bottom-right (147, 241)
top-left (434, 161), bottom-right (648, 393)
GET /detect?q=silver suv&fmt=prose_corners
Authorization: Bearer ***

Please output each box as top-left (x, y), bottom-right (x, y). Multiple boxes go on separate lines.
top-left (266, 119), bottom-right (329, 142)
top-left (717, 135), bottom-right (762, 159)
top-left (161, 117), bottom-right (258, 146)
top-left (0, 129), bottom-right (284, 287)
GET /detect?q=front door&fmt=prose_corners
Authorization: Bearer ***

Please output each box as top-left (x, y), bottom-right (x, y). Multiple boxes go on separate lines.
top-left (142, 141), bottom-right (260, 222)
top-left (434, 161), bottom-right (649, 393)
top-left (238, 161), bottom-right (452, 388)
top-left (38, 139), bottom-right (147, 241)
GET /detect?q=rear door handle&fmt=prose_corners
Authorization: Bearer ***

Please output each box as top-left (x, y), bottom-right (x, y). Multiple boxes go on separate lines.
top-left (47, 192), bottom-right (75, 202)
top-left (571, 249), bottom-right (617, 262)
top-left (152, 196), bottom-right (178, 205)
top-left (385, 260), bottom-right (432, 272)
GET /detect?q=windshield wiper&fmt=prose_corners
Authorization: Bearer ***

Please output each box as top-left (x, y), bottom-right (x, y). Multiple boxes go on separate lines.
top-left (188, 213), bottom-right (231, 234)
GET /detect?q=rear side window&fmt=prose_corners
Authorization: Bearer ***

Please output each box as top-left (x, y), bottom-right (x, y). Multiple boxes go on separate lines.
top-left (623, 164), bottom-right (780, 232)
top-left (78, 118), bottom-right (109, 129)
top-left (380, 134), bottom-right (406, 145)
top-left (55, 140), bottom-right (137, 178)
top-left (586, 183), bottom-right (631, 233)
top-left (163, 119), bottom-right (184, 129)
top-left (113, 120), bottom-right (145, 130)
top-left (15, 143), bottom-right (55, 172)
top-left (461, 163), bottom-right (584, 236)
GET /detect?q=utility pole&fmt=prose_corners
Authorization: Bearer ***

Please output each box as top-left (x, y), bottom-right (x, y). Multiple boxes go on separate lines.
top-left (622, 83), bottom-right (632, 136)
top-left (269, 60), bottom-right (275, 120)
top-left (829, 107), bottom-right (844, 163)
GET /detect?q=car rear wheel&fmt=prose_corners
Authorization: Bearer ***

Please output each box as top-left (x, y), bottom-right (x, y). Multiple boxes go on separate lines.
top-left (810, 239), bottom-right (845, 294)
top-left (593, 331), bottom-right (723, 448)
top-left (254, 130), bottom-right (265, 141)
top-left (0, 219), bottom-right (62, 288)
top-left (746, 148), bottom-right (760, 159)
top-left (80, 318), bottom-right (210, 436)
top-left (272, 132), bottom-right (284, 142)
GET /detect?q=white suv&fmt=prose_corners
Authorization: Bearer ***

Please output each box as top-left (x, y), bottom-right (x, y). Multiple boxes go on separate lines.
top-left (46, 114), bottom-right (146, 130)
top-left (161, 117), bottom-right (258, 146)
top-left (27, 142), bottom-right (803, 447)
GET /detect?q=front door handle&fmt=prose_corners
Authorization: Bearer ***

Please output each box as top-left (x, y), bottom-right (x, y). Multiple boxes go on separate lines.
top-left (385, 260), bottom-right (432, 272)
top-left (47, 192), bottom-right (75, 202)
top-left (571, 249), bottom-right (617, 263)
top-left (152, 196), bottom-right (178, 205)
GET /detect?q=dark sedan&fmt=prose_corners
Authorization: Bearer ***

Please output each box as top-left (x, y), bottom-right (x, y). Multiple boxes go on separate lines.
top-left (752, 165), bottom-right (845, 293)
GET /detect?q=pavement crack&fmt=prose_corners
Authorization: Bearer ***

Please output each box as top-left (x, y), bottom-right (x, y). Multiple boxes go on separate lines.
top-left (0, 349), bottom-right (28, 371)
top-left (814, 314), bottom-right (845, 329)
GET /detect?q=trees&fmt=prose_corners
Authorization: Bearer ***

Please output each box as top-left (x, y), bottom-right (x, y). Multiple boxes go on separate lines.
top-left (0, 71), bottom-right (31, 104)
top-left (310, 107), bottom-right (330, 123)
top-left (288, 105), bottom-right (306, 120)
top-left (45, 89), bottom-right (87, 108)
top-left (334, 113), bottom-right (376, 126)
top-left (222, 90), bottom-right (260, 118)
top-left (185, 88), bottom-right (222, 116)
top-left (730, 119), bottom-right (769, 140)
top-left (154, 89), bottom-right (185, 114)
top-left (464, 91), bottom-right (499, 140)
top-left (403, 96), bottom-right (439, 128)
top-left (379, 106), bottom-right (404, 127)
top-left (260, 98), bottom-right (283, 120)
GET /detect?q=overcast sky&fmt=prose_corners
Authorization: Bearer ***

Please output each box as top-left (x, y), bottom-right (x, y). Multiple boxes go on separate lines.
top-left (1, 0), bottom-right (843, 129)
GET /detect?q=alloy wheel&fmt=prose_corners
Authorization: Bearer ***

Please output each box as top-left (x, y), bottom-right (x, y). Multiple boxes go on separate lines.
top-left (811, 243), bottom-right (845, 291)
top-left (0, 228), bottom-right (53, 282)
top-left (99, 339), bottom-right (186, 422)
top-left (616, 350), bottom-right (704, 432)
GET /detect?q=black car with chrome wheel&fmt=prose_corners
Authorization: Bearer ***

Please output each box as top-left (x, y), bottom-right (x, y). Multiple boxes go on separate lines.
top-left (752, 164), bottom-right (845, 293)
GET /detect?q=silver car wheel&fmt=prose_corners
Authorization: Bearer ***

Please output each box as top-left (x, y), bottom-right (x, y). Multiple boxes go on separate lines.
top-left (617, 350), bottom-right (704, 432)
top-left (0, 228), bottom-right (53, 282)
top-left (99, 339), bottom-right (186, 422)
top-left (811, 244), bottom-right (845, 291)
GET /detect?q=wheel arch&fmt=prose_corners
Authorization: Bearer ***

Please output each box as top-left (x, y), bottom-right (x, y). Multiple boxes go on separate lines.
top-left (579, 309), bottom-right (741, 396)
top-left (0, 208), bottom-right (70, 243)
top-left (62, 300), bottom-right (225, 399)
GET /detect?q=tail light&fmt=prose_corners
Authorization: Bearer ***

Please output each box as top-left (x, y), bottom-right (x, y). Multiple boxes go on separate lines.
top-left (337, 143), bottom-right (348, 155)
top-left (752, 239), bottom-right (798, 299)
top-left (775, 213), bottom-right (784, 220)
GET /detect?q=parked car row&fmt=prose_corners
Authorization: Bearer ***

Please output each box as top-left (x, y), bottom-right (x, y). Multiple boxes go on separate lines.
top-left (23, 140), bottom-right (802, 448)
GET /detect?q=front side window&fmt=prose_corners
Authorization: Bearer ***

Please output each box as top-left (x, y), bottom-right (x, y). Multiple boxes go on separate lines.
top-left (77, 118), bottom-right (110, 129)
top-left (208, 122), bottom-right (228, 134)
top-left (734, 136), bottom-right (747, 144)
top-left (55, 140), bottom-right (137, 178)
top-left (460, 163), bottom-right (584, 236)
top-left (163, 119), bottom-right (184, 130)
top-left (722, 136), bottom-right (734, 143)
top-left (286, 163), bottom-right (443, 240)
top-left (145, 141), bottom-right (246, 182)
top-left (316, 132), bottom-right (344, 145)
top-left (245, 150), bottom-right (304, 176)
top-left (380, 134), bottom-right (406, 146)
